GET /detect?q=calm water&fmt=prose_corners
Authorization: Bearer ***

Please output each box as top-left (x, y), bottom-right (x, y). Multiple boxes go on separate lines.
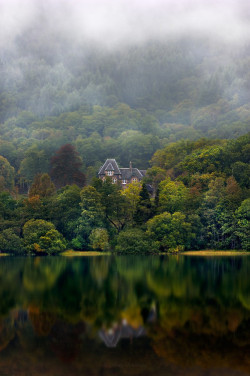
top-left (0, 255), bottom-right (249, 376)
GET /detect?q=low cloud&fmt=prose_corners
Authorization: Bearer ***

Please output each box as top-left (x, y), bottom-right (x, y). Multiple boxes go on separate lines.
top-left (0, 0), bottom-right (249, 50)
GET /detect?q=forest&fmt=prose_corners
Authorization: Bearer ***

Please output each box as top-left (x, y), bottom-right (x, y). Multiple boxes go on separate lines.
top-left (0, 133), bottom-right (249, 254)
top-left (0, 4), bottom-right (250, 254)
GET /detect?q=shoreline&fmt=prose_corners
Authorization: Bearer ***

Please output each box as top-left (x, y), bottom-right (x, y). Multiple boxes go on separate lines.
top-left (0, 250), bottom-right (248, 257)
top-left (181, 250), bottom-right (249, 256)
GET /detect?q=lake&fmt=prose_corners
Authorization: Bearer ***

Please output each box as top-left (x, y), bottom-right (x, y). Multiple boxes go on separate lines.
top-left (0, 255), bottom-right (249, 376)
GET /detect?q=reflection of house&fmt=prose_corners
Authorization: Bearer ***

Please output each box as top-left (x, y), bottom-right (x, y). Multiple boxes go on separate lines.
top-left (98, 159), bottom-right (146, 189)
top-left (99, 320), bottom-right (145, 348)
top-left (98, 305), bottom-right (156, 348)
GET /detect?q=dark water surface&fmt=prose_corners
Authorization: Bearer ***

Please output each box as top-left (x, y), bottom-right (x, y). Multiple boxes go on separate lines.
top-left (0, 255), bottom-right (249, 376)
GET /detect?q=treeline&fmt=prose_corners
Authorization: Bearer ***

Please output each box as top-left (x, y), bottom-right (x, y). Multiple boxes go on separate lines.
top-left (0, 133), bottom-right (249, 254)
top-left (0, 101), bottom-right (249, 191)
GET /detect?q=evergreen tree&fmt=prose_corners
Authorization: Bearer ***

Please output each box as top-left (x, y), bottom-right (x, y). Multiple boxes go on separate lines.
top-left (50, 144), bottom-right (86, 189)
top-left (134, 183), bottom-right (152, 225)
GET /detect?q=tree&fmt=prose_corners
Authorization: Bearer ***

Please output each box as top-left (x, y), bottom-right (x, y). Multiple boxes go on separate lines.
top-left (23, 219), bottom-right (66, 254)
top-left (158, 178), bottom-right (189, 214)
top-left (144, 166), bottom-right (166, 195)
top-left (236, 199), bottom-right (250, 251)
top-left (146, 211), bottom-right (194, 252)
top-left (134, 183), bottom-right (152, 225)
top-left (72, 185), bottom-right (105, 249)
top-left (121, 182), bottom-right (141, 224)
top-left (89, 228), bottom-right (109, 251)
top-left (50, 144), bottom-right (86, 188)
top-left (0, 155), bottom-right (15, 192)
top-left (37, 229), bottom-right (67, 255)
top-left (18, 146), bottom-right (49, 187)
top-left (115, 228), bottom-right (153, 254)
top-left (93, 177), bottom-right (128, 233)
top-left (0, 229), bottom-right (25, 254)
top-left (51, 185), bottom-right (82, 240)
top-left (29, 173), bottom-right (56, 198)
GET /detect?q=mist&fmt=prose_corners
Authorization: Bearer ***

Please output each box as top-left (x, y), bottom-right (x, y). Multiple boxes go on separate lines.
top-left (1, 0), bottom-right (250, 50)
top-left (0, 0), bottom-right (250, 141)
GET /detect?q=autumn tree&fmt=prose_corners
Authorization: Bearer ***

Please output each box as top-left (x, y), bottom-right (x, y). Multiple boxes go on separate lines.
top-left (29, 173), bottom-right (56, 198)
top-left (50, 144), bottom-right (86, 189)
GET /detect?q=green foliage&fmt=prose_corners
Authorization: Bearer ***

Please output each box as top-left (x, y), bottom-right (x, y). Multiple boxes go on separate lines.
top-left (115, 228), bottom-right (154, 254)
top-left (0, 155), bottom-right (15, 192)
top-left (38, 229), bottom-right (67, 255)
top-left (23, 219), bottom-right (66, 254)
top-left (121, 182), bottom-right (141, 223)
top-left (236, 199), bottom-right (250, 251)
top-left (134, 183), bottom-right (152, 225)
top-left (89, 228), bottom-right (109, 251)
top-left (158, 178), bottom-right (189, 214)
top-left (146, 212), bottom-right (194, 252)
top-left (18, 146), bottom-right (49, 185)
top-left (0, 228), bottom-right (25, 254)
top-left (93, 177), bottom-right (129, 233)
top-left (50, 185), bottom-right (82, 239)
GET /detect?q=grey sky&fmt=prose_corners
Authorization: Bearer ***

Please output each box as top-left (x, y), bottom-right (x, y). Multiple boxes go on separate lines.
top-left (0, 0), bottom-right (250, 48)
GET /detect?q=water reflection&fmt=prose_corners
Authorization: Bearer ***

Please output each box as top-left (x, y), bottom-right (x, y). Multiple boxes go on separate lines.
top-left (0, 256), bottom-right (249, 375)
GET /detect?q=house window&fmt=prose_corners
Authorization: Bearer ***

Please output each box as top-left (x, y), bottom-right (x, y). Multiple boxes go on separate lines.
top-left (132, 178), bottom-right (137, 183)
top-left (122, 180), bottom-right (127, 184)
top-left (113, 178), bottom-right (117, 184)
top-left (107, 171), bottom-right (113, 176)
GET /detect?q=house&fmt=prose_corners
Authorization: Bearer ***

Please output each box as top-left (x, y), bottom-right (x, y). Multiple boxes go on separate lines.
top-left (98, 159), bottom-right (146, 188)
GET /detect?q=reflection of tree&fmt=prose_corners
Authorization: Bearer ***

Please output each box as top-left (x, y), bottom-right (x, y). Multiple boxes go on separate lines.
top-left (28, 306), bottom-right (56, 336)
top-left (0, 255), bottom-right (250, 376)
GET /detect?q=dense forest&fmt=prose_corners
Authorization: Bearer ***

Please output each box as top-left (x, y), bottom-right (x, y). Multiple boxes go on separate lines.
top-left (0, 133), bottom-right (249, 253)
top-left (0, 3), bottom-right (250, 253)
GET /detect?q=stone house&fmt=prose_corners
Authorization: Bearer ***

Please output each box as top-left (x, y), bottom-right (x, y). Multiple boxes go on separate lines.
top-left (98, 159), bottom-right (146, 188)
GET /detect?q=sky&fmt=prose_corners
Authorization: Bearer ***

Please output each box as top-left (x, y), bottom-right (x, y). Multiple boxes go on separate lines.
top-left (0, 0), bottom-right (250, 49)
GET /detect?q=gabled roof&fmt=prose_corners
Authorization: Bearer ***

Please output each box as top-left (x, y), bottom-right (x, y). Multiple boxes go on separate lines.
top-left (120, 168), bottom-right (144, 180)
top-left (106, 163), bottom-right (114, 170)
top-left (98, 159), bottom-right (121, 175)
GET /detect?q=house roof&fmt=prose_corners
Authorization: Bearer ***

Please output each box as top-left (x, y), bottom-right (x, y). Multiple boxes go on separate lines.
top-left (106, 163), bottom-right (114, 170)
top-left (98, 159), bottom-right (146, 181)
top-left (98, 159), bottom-right (121, 175)
top-left (120, 168), bottom-right (144, 180)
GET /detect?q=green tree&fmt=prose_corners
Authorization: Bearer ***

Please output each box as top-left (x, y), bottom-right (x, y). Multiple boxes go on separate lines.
top-left (0, 155), bottom-right (15, 192)
top-left (51, 185), bottom-right (82, 240)
top-left (146, 211), bottom-right (194, 252)
top-left (89, 228), bottom-right (109, 251)
top-left (134, 183), bottom-right (152, 225)
top-left (121, 182), bottom-right (141, 224)
top-left (115, 228), bottom-right (153, 254)
top-left (72, 185), bottom-right (104, 249)
top-left (158, 178), bottom-right (189, 214)
top-left (23, 219), bottom-right (66, 254)
top-left (0, 229), bottom-right (24, 254)
top-left (93, 178), bottom-right (128, 233)
top-left (18, 146), bottom-right (49, 186)
top-left (236, 199), bottom-right (250, 251)
top-left (38, 229), bottom-right (67, 255)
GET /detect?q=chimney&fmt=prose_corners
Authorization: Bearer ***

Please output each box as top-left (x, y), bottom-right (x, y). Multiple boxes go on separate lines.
top-left (130, 161), bottom-right (132, 173)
